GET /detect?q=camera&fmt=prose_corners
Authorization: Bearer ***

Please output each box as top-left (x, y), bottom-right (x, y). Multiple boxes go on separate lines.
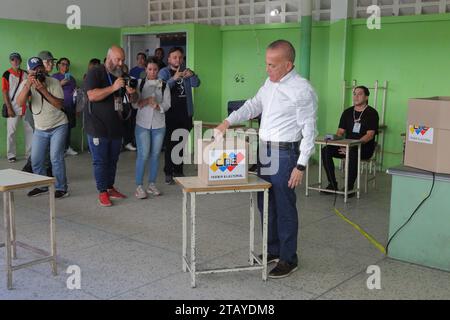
top-left (122, 76), bottom-right (138, 89)
top-left (35, 71), bottom-right (46, 82)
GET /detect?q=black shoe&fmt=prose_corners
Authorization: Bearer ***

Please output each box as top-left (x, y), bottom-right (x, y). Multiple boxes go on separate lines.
top-left (55, 190), bottom-right (69, 199)
top-left (321, 183), bottom-right (338, 195)
top-left (8, 157), bottom-right (17, 163)
top-left (268, 261), bottom-right (298, 279)
top-left (256, 254), bottom-right (280, 264)
top-left (27, 188), bottom-right (49, 197)
top-left (249, 164), bottom-right (258, 173)
top-left (165, 175), bottom-right (175, 185)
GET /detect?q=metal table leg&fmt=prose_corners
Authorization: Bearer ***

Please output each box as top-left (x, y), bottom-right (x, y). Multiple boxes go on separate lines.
top-left (357, 145), bottom-right (361, 199)
top-left (305, 164), bottom-right (309, 197)
top-left (190, 193), bottom-right (196, 288)
top-left (249, 192), bottom-right (255, 266)
top-left (8, 192), bottom-right (17, 259)
top-left (182, 191), bottom-right (188, 272)
top-left (344, 146), bottom-right (350, 203)
top-left (49, 184), bottom-right (57, 276)
top-left (262, 189), bottom-right (269, 281)
top-left (3, 192), bottom-right (13, 290)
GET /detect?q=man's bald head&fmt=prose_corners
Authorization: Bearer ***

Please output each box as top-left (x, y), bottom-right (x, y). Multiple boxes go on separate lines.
top-left (267, 40), bottom-right (296, 63)
top-left (106, 45), bottom-right (126, 76)
top-left (265, 40), bottom-right (296, 82)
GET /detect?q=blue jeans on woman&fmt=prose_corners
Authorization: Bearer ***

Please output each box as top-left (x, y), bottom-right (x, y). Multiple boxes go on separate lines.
top-left (31, 124), bottom-right (68, 192)
top-left (135, 125), bottom-right (166, 186)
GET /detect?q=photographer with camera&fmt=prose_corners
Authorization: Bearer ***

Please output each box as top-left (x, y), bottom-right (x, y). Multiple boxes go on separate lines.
top-left (121, 63), bottom-right (138, 152)
top-left (85, 45), bottom-right (138, 207)
top-left (16, 57), bottom-right (69, 199)
top-left (158, 47), bottom-right (200, 185)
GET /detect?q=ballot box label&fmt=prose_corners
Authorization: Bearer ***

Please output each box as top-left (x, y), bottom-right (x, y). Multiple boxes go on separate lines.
top-left (209, 149), bottom-right (246, 181)
top-left (408, 125), bottom-right (434, 145)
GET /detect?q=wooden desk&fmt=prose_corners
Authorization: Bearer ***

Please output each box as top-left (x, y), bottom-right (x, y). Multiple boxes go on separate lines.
top-left (0, 169), bottom-right (57, 289)
top-left (175, 174), bottom-right (271, 288)
top-left (305, 138), bottom-right (362, 203)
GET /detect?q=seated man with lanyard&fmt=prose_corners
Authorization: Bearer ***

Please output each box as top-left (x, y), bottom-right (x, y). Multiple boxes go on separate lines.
top-left (321, 85), bottom-right (379, 197)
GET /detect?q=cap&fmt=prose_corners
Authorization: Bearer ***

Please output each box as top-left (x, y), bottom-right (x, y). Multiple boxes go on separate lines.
top-left (27, 57), bottom-right (44, 71)
top-left (38, 51), bottom-right (57, 61)
top-left (9, 52), bottom-right (22, 61)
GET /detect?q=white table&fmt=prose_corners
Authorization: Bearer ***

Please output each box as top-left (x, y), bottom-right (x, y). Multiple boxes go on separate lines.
top-left (305, 138), bottom-right (362, 203)
top-left (175, 174), bottom-right (272, 288)
top-left (0, 169), bottom-right (57, 289)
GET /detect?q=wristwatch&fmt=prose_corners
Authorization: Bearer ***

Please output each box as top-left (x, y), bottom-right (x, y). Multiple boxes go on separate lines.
top-left (296, 164), bottom-right (306, 172)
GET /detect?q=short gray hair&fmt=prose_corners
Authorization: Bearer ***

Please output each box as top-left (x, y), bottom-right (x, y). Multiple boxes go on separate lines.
top-left (267, 40), bottom-right (296, 63)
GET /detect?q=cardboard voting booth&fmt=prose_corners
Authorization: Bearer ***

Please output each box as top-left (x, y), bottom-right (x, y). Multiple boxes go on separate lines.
top-left (197, 137), bottom-right (249, 186)
top-left (405, 97), bottom-right (450, 174)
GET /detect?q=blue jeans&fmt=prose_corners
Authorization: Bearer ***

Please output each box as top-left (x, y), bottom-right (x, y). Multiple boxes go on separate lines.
top-left (31, 124), bottom-right (68, 192)
top-left (135, 125), bottom-right (166, 185)
top-left (87, 135), bottom-right (122, 193)
top-left (257, 143), bottom-right (300, 265)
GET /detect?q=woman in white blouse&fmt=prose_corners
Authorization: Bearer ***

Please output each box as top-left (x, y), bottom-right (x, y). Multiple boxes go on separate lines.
top-left (133, 57), bottom-right (171, 199)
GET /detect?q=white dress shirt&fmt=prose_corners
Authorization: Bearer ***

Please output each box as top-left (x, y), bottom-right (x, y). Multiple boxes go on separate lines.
top-left (226, 69), bottom-right (318, 166)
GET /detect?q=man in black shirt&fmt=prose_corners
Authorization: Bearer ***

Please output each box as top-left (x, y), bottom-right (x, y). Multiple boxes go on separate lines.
top-left (158, 47), bottom-right (200, 184)
top-left (322, 86), bottom-right (379, 196)
top-left (85, 45), bottom-right (138, 207)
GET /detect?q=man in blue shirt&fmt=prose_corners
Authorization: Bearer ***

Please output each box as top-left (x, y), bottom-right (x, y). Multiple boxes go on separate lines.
top-left (129, 52), bottom-right (146, 80)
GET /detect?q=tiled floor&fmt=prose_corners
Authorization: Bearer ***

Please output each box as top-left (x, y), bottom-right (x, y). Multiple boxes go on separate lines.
top-left (0, 152), bottom-right (449, 300)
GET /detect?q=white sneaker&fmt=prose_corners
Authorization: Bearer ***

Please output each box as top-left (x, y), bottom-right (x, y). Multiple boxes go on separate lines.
top-left (125, 143), bottom-right (137, 151)
top-left (147, 183), bottom-right (161, 196)
top-left (66, 147), bottom-right (78, 156)
top-left (135, 185), bottom-right (147, 199)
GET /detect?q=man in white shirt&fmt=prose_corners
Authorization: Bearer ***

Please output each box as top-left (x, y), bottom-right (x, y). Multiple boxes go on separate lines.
top-left (215, 40), bottom-right (318, 279)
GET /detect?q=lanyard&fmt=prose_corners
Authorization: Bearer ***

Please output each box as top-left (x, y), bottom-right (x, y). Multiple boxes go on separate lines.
top-left (353, 105), bottom-right (367, 123)
top-left (107, 72), bottom-right (113, 86)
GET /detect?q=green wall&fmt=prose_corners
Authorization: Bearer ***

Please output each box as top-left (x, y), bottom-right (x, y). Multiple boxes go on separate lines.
top-left (4, 13), bottom-right (450, 169)
top-left (349, 14), bottom-right (450, 169)
top-left (220, 23), bottom-right (301, 120)
top-left (0, 18), bottom-right (120, 158)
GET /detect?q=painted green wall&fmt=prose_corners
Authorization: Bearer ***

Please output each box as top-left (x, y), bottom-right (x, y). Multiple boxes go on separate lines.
top-left (192, 24), bottom-right (223, 123)
top-left (4, 13), bottom-right (450, 170)
top-left (349, 14), bottom-right (450, 169)
top-left (220, 23), bottom-right (301, 120)
top-left (0, 18), bottom-right (120, 158)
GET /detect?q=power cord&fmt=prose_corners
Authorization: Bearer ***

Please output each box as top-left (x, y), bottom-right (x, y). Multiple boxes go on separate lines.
top-left (385, 171), bottom-right (436, 254)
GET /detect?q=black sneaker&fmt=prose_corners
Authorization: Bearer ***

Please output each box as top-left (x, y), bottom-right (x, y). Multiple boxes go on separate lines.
top-left (321, 183), bottom-right (338, 195)
top-left (8, 157), bottom-right (17, 163)
top-left (256, 254), bottom-right (280, 264)
top-left (249, 164), bottom-right (258, 173)
top-left (165, 175), bottom-right (175, 185)
top-left (268, 261), bottom-right (298, 279)
top-left (55, 190), bottom-right (69, 199)
top-left (27, 188), bottom-right (49, 197)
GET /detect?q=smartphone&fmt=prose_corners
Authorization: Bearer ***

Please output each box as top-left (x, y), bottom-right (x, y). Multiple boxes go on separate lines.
top-left (64, 73), bottom-right (71, 80)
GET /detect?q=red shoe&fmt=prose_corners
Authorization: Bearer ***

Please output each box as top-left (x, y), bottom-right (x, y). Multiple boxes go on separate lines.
top-left (107, 187), bottom-right (127, 199)
top-left (99, 192), bottom-right (112, 207)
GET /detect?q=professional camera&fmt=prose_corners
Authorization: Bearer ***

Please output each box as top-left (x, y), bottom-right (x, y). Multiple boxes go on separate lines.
top-left (122, 75), bottom-right (138, 89)
top-left (35, 71), bottom-right (46, 82)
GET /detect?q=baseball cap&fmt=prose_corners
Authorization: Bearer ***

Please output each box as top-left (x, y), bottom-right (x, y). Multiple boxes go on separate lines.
top-left (9, 52), bottom-right (22, 61)
top-left (38, 50), bottom-right (57, 61)
top-left (27, 57), bottom-right (44, 71)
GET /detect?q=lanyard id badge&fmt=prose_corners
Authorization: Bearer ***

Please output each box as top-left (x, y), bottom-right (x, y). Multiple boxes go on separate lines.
top-left (353, 122), bottom-right (361, 134)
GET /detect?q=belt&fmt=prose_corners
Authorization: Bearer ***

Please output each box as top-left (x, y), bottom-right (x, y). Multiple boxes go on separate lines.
top-left (262, 140), bottom-right (300, 150)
